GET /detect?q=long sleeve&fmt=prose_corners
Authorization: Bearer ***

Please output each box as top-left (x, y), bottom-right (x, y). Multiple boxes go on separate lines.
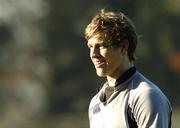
top-left (131, 88), bottom-right (172, 128)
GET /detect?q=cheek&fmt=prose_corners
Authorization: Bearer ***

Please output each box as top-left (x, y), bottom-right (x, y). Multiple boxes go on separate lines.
top-left (99, 49), bottom-right (108, 57)
top-left (104, 55), bottom-right (114, 67)
top-left (107, 52), bottom-right (122, 66)
top-left (89, 48), bottom-right (92, 55)
top-left (89, 50), bottom-right (92, 58)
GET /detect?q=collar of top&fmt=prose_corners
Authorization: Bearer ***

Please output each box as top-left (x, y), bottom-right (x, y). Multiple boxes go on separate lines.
top-left (114, 66), bottom-right (136, 90)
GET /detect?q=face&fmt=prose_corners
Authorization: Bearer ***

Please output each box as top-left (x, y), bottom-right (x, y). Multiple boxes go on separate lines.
top-left (87, 36), bottom-right (125, 78)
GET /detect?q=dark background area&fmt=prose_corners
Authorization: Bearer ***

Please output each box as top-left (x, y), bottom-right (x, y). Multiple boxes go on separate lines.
top-left (0, 0), bottom-right (179, 127)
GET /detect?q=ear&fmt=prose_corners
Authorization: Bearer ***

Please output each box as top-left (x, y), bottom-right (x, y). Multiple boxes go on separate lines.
top-left (120, 39), bottom-right (129, 53)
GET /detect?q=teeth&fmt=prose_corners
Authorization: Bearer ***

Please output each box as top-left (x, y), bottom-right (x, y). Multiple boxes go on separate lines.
top-left (95, 62), bottom-right (102, 64)
top-left (94, 61), bottom-right (104, 67)
top-left (93, 60), bottom-right (105, 67)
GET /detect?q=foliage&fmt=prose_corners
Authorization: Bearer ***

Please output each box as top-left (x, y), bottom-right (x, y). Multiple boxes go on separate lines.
top-left (0, 0), bottom-right (179, 127)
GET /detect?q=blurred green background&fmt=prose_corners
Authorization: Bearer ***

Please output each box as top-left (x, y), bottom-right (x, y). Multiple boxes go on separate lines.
top-left (0, 0), bottom-right (179, 127)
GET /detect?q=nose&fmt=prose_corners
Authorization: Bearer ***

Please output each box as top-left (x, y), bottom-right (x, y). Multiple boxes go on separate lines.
top-left (90, 47), bottom-right (100, 59)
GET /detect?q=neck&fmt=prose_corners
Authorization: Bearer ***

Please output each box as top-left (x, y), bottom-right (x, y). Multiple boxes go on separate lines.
top-left (107, 62), bottom-right (134, 87)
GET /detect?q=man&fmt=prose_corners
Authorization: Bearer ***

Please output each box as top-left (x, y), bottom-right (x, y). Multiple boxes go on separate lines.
top-left (84, 9), bottom-right (172, 128)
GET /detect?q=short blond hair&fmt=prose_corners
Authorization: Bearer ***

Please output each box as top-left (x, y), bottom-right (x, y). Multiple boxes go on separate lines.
top-left (85, 9), bottom-right (138, 61)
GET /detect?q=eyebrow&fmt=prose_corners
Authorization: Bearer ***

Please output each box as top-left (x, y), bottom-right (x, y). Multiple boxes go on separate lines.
top-left (88, 39), bottom-right (104, 44)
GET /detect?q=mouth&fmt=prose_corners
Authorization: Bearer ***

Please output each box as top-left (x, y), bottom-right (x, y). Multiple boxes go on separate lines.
top-left (93, 60), bottom-right (106, 68)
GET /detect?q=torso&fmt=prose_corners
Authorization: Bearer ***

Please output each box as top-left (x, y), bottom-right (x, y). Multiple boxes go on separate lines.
top-left (88, 71), bottom-right (172, 128)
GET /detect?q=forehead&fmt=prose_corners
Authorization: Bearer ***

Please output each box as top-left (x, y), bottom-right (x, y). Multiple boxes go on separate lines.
top-left (88, 37), bottom-right (102, 45)
top-left (87, 35), bottom-right (108, 46)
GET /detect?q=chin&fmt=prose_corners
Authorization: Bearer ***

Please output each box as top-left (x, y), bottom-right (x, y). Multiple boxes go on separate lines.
top-left (96, 73), bottom-right (106, 77)
top-left (96, 69), bottom-right (106, 77)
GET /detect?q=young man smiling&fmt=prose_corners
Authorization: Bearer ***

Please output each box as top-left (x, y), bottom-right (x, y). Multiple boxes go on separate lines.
top-left (85, 9), bottom-right (172, 128)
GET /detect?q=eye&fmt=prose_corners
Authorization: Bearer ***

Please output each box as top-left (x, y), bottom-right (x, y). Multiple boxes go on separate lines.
top-left (99, 46), bottom-right (106, 49)
top-left (87, 44), bottom-right (93, 49)
top-left (99, 44), bottom-right (109, 49)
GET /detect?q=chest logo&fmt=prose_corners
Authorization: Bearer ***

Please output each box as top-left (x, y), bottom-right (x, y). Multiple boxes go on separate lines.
top-left (93, 103), bottom-right (101, 114)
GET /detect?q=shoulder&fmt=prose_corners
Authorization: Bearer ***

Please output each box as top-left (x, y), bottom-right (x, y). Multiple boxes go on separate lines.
top-left (129, 72), bottom-right (171, 107)
top-left (128, 72), bottom-right (172, 127)
top-left (130, 72), bottom-right (167, 96)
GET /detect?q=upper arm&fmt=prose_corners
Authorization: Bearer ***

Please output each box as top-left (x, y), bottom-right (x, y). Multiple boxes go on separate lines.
top-left (131, 89), bottom-right (171, 128)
